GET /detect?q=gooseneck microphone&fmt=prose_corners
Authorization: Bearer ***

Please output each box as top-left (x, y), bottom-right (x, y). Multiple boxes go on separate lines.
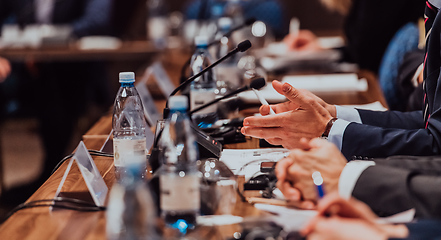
top-left (189, 77), bottom-right (266, 115)
top-left (167, 39), bottom-right (252, 107)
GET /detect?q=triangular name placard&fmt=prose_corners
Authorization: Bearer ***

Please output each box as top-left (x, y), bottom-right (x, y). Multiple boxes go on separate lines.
top-left (55, 141), bottom-right (108, 207)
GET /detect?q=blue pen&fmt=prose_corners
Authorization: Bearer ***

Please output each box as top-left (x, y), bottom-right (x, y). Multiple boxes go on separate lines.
top-left (312, 171), bottom-right (325, 199)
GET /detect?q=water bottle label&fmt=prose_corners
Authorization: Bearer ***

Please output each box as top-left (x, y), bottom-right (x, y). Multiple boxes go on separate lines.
top-left (190, 90), bottom-right (216, 114)
top-left (113, 138), bottom-right (147, 167)
top-left (160, 174), bottom-right (200, 211)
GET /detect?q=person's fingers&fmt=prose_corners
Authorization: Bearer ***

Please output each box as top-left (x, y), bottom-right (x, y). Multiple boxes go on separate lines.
top-left (241, 126), bottom-right (284, 139)
top-left (0, 58), bottom-right (11, 82)
top-left (307, 137), bottom-right (328, 149)
top-left (298, 138), bottom-right (312, 150)
top-left (275, 158), bottom-right (293, 182)
top-left (243, 113), bottom-right (288, 127)
top-left (315, 193), bottom-right (378, 222)
top-left (259, 104), bottom-right (271, 116)
top-left (278, 181), bottom-right (301, 201)
top-left (281, 83), bottom-right (330, 118)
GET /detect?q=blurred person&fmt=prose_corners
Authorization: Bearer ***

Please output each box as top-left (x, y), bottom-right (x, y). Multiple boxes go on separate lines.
top-left (0, 0), bottom-right (114, 205)
top-left (276, 138), bottom-right (441, 218)
top-left (0, 57), bottom-right (10, 82)
top-left (301, 193), bottom-right (441, 240)
top-left (283, 0), bottom-right (425, 75)
top-left (184, 0), bottom-right (287, 39)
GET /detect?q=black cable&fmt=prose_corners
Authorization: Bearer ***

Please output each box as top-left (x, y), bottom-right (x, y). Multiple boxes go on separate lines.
top-left (4, 197), bottom-right (106, 221)
top-left (51, 150), bottom-right (113, 175)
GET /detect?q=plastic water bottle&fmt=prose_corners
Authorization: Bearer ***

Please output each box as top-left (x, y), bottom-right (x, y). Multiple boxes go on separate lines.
top-left (190, 36), bottom-right (218, 128)
top-left (112, 72), bottom-right (148, 181)
top-left (146, 0), bottom-right (169, 48)
top-left (106, 165), bottom-right (158, 240)
top-left (216, 17), bottom-right (234, 59)
top-left (160, 95), bottom-right (200, 232)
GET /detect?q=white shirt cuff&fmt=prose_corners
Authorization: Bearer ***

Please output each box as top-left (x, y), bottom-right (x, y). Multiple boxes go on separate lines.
top-left (338, 161), bottom-right (376, 199)
top-left (335, 105), bottom-right (362, 123)
top-left (327, 119), bottom-right (351, 150)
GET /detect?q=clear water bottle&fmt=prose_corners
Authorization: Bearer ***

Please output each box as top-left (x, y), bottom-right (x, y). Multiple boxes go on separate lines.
top-left (215, 17), bottom-right (234, 60)
top-left (106, 165), bottom-right (158, 240)
top-left (190, 35), bottom-right (218, 128)
top-left (112, 72), bottom-right (148, 182)
top-left (160, 95), bottom-right (200, 232)
top-left (146, 0), bottom-right (169, 48)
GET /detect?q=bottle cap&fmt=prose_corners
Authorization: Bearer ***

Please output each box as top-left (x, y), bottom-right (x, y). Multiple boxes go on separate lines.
top-left (218, 17), bottom-right (233, 30)
top-left (169, 95), bottom-right (188, 110)
top-left (119, 72), bottom-right (135, 83)
top-left (195, 35), bottom-right (209, 47)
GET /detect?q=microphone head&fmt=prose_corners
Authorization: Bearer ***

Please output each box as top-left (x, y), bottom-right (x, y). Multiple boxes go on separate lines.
top-left (250, 78), bottom-right (266, 90)
top-left (237, 40), bottom-right (252, 52)
top-left (245, 17), bottom-right (257, 26)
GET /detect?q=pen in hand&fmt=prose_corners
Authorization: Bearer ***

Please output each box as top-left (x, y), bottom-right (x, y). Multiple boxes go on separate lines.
top-left (312, 171), bottom-right (325, 199)
top-left (252, 88), bottom-right (276, 115)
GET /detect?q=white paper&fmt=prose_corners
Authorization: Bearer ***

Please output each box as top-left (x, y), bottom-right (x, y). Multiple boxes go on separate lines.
top-left (254, 204), bottom-right (316, 231)
top-left (342, 101), bottom-right (388, 112)
top-left (282, 74), bottom-right (368, 93)
top-left (220, 148), bottom-right (289, 176)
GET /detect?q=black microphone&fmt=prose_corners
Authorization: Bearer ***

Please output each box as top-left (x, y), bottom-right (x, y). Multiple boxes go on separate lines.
top-left (189, 77), bottom-right (266, 115)
top-left (166, 39), bottom-right (252, 109)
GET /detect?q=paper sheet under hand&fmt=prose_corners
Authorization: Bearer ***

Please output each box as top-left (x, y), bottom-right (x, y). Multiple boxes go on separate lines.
top-left (342, 101), bottom-right (388, 111)
top-left (220, 148), bottom-right (289, 176)
top-left (254, 204), bottom-right (317, 231)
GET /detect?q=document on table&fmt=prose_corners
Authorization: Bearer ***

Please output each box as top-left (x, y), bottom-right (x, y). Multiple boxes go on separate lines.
top-left (220, 148), bottom-right (290, 179)
top-left (254, 204), bottom-right (317, 231)
top-left (239, 73), bottom-right (368, 104)
top-left (282, 73), bottom-right (368, 93)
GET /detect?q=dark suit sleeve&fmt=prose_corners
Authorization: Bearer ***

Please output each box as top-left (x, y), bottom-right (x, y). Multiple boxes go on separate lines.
top-left (357, 109), bottom-right (423, 129)
top-left (351, 157), bottom-right (441, 218)
top-left (71, 0), bottom-right (112, 37)
top-left (341, 122), bottom-right (440, 159)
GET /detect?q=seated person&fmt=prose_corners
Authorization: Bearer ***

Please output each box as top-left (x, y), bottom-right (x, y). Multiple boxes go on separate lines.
top-left (301, 193), bottom-right (441, 240)
top-left (184, 0), bottom-right (287, 39)
top-left (276, 138), bottom-right (441, 218)
top-left (0, 57), bottom-right (10, 82)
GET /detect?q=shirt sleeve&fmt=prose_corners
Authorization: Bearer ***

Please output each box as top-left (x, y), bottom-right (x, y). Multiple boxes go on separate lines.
top-left (327, 119), bottom-right (351, 150)
top-left (338, 161), bottom-right (376, 199)
top-left (335, 105), bottom-right (362, 123)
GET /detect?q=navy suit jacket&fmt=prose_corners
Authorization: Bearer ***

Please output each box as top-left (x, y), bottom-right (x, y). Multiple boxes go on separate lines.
top-left (0, 0), bottom-right (112, 37)
top-left (341, 1), bottom-right (441, 160)
top-left (352, 156), bottom-right (441, 218)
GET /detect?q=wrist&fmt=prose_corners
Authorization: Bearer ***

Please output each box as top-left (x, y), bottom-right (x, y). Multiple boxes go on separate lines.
top-left (321, 117), bottom-right (338, 138)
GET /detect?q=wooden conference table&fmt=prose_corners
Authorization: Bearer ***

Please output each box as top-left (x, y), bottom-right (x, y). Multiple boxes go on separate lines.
top-left (0, 66), bottom-right (386, 239)
top-left (0, 40), bottom-right (159, 62)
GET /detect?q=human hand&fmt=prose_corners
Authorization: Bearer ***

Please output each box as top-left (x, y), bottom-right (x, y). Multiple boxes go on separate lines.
top-left (259, 81), bottom-right (336, 117)
top-left (0, 57), bottom-right (11, 82)
top-left (283, 30), bottom-right (323, 51)
top-left (241, 81), bottom-right (335, 149)
top-left (275, 138), bottom-right (345, 203)
top-left (301, 193), bottom-right (409, 240)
